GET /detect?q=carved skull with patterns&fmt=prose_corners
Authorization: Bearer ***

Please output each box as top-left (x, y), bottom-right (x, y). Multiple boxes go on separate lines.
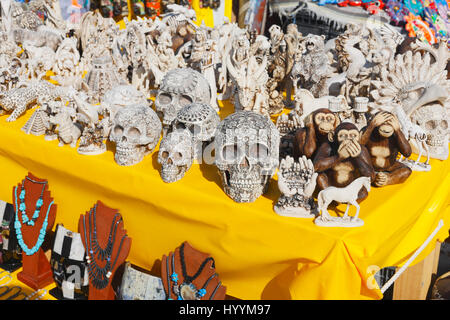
top-left (170, 102), bottom-right (220, 159)
top-left (214, 111), bottom-right (280, 203)
top-left (109, 104), bottom-right (162, 166)
top-left (411, 104), bottom-right (449, 160)
top-left (155, 68), bottom-right (211, 130)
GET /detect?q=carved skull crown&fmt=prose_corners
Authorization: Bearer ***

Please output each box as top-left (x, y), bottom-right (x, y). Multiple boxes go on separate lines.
top-left (214, 111), bottom-right (280, 203)
top-left (171, 102), bottom-right (220, 141)
top-left (155, 68), bottom-right (211, 128)
top-left (158, 129), bottom-right (194, 183)
top-left (109, 104), bottom-right (162, 166)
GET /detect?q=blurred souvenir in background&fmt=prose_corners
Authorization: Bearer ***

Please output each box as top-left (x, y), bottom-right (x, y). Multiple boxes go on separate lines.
top-left (60, 0), bottom-right (90, 23)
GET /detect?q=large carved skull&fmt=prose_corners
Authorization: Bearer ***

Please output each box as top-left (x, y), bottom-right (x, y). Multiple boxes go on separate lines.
top-left (155, 68), bottom-right (211, 129)
top-left (170, 102), bottom-right (220, 158)
top-left (157, 129), bottom-right (193, 183)
top-left (411, 104), bottom-right (449, 160)
top-left (109, 104), bottom-right (162, 166)
top-left (214, 111), bottom-right (280, 203)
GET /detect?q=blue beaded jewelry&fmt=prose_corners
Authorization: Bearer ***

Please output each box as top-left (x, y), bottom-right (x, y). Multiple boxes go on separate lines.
top-left (17, 178), bottom-right (47, 227)
top-left (14, 186), bottom-right (53, 256)
top-left (168, 243), bottom-right (217, 300)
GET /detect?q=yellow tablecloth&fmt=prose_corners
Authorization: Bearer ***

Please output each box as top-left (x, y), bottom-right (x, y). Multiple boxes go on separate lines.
top-left (0, 100), bottom-right (449, 300)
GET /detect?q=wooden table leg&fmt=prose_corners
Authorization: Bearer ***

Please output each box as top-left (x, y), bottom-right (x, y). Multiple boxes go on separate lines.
top-left (393, 242), bottom-right (441, 300)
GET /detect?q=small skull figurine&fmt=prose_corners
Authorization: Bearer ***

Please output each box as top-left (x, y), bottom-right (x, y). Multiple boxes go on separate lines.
top-left (155, 68), bottom-right (211, 129)
top-left (170, 102), bottom-right (220, 159)
top-left (214, 111), bottom-right (280, 203)
top-left (158, 129), bottom-right (194, 183)
top-left (411, 104), bottom-right (449, 160)
top-left (109, 104), bottom-right (162, 166)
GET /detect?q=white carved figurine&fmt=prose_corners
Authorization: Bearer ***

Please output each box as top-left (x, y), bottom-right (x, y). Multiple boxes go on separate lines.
top-left (314, 176), bottom-right (371, 227)
top-left (275, 156), bottom-right (318, 218)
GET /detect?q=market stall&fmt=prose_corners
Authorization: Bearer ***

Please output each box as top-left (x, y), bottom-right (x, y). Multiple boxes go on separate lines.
top-left (0, 0), bottom-right (449, 301)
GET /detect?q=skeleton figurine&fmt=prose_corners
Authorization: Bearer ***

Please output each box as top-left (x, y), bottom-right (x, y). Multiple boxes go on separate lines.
top-left (226, 33), bottom-right (270, 115)
top-left (214, 111), bottom-right (280, 203)
top-left (155, 68), bottom-right (211, 131)
top-left (169, 102), bottom-right (220, 160)
top-left (291, 34), bottom-right (333, 98)
top-left (146, 30), bottom-right (186, 89)
top-left (109, 104), bottom-right (162, 166)
top-left (178, 29), bottom-right (219, 111)
top-left (275, 156), bottom-right (318, 218)
top-left (394, 104), bottom-right (431, 172)
top-left (157, 129), bottom-right (194, 183)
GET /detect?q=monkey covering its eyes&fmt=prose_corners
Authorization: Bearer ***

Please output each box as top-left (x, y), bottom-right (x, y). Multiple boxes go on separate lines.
top-left (293, 108), bottom-right (340, 160)
top-left (313, 122), bottom-right (375, 201)
top-left (360, 111), bottom-right (412, 187)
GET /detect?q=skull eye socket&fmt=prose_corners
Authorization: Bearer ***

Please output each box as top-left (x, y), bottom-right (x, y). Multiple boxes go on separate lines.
top-left (179, 95), bottom-right (193, 107)
top-left (114, 125), bottom-right (124, 135)
top-left (158, 93), bottom-right (172, 105)
top-left (222, 144), bottom-right (240, 161)
top-left (162, 151), bottom-right (169, 159)
top-left (173, 152), bottom-right (182, 161)
top-left (248, 143), bottom-right (269, 161)
top-left (425, 120), bottom-right (437, 131)
top-left (176, 122), bottom-right (186, 130)
top-left (441, 120), bottom-right (448, 130)
top-left (128, 127), bottom-right (141, 138)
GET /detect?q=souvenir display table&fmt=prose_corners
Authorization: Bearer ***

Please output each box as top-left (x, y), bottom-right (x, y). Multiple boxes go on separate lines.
top-left (0, 100), bottom-right (449, 300)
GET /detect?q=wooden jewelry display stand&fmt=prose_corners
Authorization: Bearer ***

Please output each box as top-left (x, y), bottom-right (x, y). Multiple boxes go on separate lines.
top-left (78, 201), bottom-right (131, 300)
top-left (14, 173), bottom-right (56, 290)
top-left (162, 241), bottom-right (226, 300)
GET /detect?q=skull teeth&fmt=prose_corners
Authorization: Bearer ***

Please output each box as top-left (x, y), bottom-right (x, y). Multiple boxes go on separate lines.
top-left (426, 138), bottom-right (444, 147)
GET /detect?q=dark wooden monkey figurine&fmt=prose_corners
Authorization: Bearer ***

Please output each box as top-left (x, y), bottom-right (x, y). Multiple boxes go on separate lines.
top-left (293, 108), bottom-right (340, 160)
top-left (360, 111), bottom-right (412, 187)
top-left (313, 122), bottom-right (375, 201)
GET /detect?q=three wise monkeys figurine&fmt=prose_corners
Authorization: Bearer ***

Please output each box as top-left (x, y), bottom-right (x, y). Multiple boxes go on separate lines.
top-left (288, 108), bottom-right (413, 227)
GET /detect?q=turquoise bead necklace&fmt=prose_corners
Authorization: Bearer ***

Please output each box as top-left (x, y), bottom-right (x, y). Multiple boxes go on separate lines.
top-left (13, 182), bottom-right (53, 256)
top-left (18, 177), bottom-right (47, 226)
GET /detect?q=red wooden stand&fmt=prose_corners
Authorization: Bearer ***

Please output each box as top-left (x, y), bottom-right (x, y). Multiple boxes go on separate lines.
top-left (78, 200), bottom-right (131, 300)
top-left (14, 173), bottom-right (56, 290)
top-left (162, 241), bottom-right (227, 300)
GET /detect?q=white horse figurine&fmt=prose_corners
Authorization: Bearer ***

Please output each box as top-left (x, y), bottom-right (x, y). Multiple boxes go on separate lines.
top-left (315, 177), bottom-right (371, 227)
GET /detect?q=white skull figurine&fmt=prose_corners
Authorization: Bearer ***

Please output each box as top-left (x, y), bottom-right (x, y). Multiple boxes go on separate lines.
top-left (102, 85), bottom-right (149, 136)
top-left (214, 111), bottom-right (280, 203)
top-left (411, 104), bottom-right (449, 160)
top-left (170, 102), bottom-right (220, 159)
top-left (157, 129), bottom-right (194, 183)
top-left (109, 104), bottom-right (162, 166)
top-left (155, 68), bottom-right (211, 129)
